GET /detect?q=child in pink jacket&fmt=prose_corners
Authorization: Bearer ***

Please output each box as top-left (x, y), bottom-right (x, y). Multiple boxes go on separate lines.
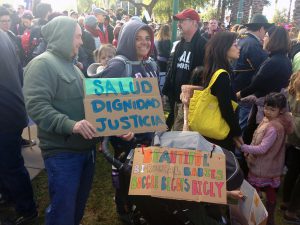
top-left (237, 92), bottom-right (294, 225)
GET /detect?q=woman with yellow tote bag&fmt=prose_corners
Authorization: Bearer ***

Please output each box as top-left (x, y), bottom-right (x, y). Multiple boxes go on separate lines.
top-left (188, 32), bottom-right (243, 152)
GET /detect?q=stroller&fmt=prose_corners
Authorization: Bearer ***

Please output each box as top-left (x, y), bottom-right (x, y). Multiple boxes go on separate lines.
top-left (101, 131), bottom-right (244, 225)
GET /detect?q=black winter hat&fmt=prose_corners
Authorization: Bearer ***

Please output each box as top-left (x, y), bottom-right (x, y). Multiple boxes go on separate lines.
top-left (244, 14), bottom-right (273, 29)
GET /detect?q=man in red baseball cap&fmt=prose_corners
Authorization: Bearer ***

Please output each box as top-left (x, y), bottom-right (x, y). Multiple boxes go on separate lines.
top-left (173, 8), bottom-right (200, 22)
top-left (162, 8), bottom-right (206, 131)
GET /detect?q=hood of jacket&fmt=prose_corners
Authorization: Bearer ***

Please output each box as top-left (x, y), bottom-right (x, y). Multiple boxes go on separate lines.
top-left (273, 112), bottom-right (294, 135)
top-left (41, 16), bottom-right (77, 61)
top-left (116, 20), bottom-right (154, 61)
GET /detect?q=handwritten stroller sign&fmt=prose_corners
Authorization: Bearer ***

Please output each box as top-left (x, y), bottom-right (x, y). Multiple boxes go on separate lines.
top-left (129, 146), bottom-right (227, 204)
top-left (83, 78), bottom-right (167, 136)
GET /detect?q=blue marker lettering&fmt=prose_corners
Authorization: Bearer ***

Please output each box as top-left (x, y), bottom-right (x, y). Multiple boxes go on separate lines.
top-left (91, 100), bottom-right (105, 113)
top-left (159, 151), bottom-right (171, 163)
top-left (108, 119), bottom-right (119, 130)
top-left (105, 80), bottom-right (117, 95)
top-left (136, 99), bottom-right (144, 110)
top-left (96, 118), bottom-right (107, 132)
top-left (184, 179), bottom-right (190, 192)
top-left (142, 116), bottom-right (150, 126)
top-left (119, 81), bottom-right (129, 95)
top-left (129, 115), bottom-right (139, 128)
top-left (141, 80), bottom-right (152, 93)
top-left (120, 116), bottom-right (131, 129)
top-left (184, 167), bottom-right (191, 176)
top-left (112, 99), bottom-right (122, 111)
top-left (106, 101), bottom-right (112, 113)
top-left (155, 115), bottom-right (165, 125)
top-left (93, 80), bottom-right (104, 95)
top-left (129, 81), bottom-right (140, 95)
top-left (161, 176), bottom-right (166, 191)
top-left (123, 99), bottom-right (133, 112)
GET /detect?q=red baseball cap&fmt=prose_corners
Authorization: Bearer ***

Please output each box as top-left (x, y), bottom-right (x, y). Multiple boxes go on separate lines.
top-left (173, 9), bottom-right (200, 22)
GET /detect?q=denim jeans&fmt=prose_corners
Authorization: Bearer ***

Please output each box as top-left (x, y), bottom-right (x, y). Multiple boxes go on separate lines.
top-left (44, 150), bottom-right (95, 225)
top-left (0, 130), bottom-right (36, 215)
top-left (238, 102), bottom-right (252, 132)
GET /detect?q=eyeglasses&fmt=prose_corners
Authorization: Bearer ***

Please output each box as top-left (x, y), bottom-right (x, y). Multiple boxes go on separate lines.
top-left (0, 19), bottom-right (10, 23)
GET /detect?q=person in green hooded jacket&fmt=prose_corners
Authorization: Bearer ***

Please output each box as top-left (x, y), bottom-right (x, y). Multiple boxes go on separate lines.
top-left (24, 16), bottom-right (100, 225)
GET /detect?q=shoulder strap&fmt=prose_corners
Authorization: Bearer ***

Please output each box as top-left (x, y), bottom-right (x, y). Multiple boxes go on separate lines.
top-left (114, 55), bottom-right (141, 77)
top-left (207, 69), bottom-right (228, 89)
top-left (145, 57), bottom-right (158, 73)
top-left (114, 55), bottom-right (158, 77)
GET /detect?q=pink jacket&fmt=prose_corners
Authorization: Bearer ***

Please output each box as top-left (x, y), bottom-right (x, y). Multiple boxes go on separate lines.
top-left (241, 112), bottom-right (294, 178)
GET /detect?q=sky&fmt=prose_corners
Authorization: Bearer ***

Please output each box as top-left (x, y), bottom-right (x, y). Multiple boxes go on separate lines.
top-left (263, 0), bottom-right (295, 21)
top-left (5, 0), bottom-right (78, 11)
top-left (4, 0), bottom-right (296, 21)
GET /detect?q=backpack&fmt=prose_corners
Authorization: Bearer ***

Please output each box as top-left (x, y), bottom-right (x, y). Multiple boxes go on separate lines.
top-left (153, 131), bottom-right (244, 191)
top-left (113, 55), bottom-right (158, 77)
top-left (87, 55), bottom-right (158, 77)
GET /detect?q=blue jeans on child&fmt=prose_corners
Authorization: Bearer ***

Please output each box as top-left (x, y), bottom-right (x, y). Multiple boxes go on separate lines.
top-left (44, 150), bottom-right (95, 225)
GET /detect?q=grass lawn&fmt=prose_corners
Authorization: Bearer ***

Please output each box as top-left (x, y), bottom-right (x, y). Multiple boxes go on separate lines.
top-left (1, 153), bottom-right (288, 225)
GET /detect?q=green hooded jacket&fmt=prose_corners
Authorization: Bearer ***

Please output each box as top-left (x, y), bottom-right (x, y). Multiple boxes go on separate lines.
top-left (24, 16), bottom-right (99, 158)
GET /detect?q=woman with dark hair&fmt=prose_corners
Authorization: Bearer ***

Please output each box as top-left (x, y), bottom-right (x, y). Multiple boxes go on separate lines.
top-left (237, 26), bottom-right (292, 99)
top-left (155, 24), bottom-right (172, 72)
top-left (201, 31), bottom-right (242, 151)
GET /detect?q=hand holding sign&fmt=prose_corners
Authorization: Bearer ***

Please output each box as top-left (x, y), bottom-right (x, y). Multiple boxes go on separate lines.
top-left (73, 119), bottom-right (97, 139)
top-left (117, 132), bottom-right (135, 141)
top-left (227, 190), bottom-right (244, 200)
top-left (84, 78), bottom-right (167, 136)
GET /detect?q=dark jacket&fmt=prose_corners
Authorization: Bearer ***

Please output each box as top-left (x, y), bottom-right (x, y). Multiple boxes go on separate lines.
top-left (100, 20), bottom-right (158, 78)
top-left (98, 20), bottom-right (158, 152)
top-left (162, 29), bottom-right (206, 102)
top-left (206, 72), bottom-right (241, 152)
top-left (240, 52), bottom-right (292, 98)
top-left (155, 39), bottom-right (172, 72)
top-left (232, 33), bottom-right (268, 92)
top-left (78, 29), bottom-right (96, 76)
top-left (6, 30), bottom-right (24, 63)
top-left (290, 42), bottom-right (300, 60)
top-left (107, 23), bottom-right (114, 44)
top-left (155, 39), bottom-right (172, 59)
top-left (0, 30), bottom-right (27, 134)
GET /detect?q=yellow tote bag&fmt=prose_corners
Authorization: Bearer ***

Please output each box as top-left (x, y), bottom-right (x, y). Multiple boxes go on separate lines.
top-left (188, 69), bottom-right (238, 140)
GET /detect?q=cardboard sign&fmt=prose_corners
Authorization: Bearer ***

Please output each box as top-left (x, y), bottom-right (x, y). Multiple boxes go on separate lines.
top-left (128, 146), bottom-right (227, 204)
top-left (238, 180), bottom-right (268, 225)
top-left (84, 78), bottom-right (167, 136)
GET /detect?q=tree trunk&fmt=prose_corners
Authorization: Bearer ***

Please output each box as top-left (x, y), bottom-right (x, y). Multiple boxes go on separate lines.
top-left (251, 0), bottom-right (266, 18)
top-left (243, 0), bottom-right (251, 23)
top-left (221, 0), bottom-right (227, 22)
top-left (288, 0), bottom-right (293, 22)
top-left (294, 0), bottom-right (300, 29)
top-left (217, 0), bottom-right (222, 19)
top-left (230, 0), bottom-right (239, 24)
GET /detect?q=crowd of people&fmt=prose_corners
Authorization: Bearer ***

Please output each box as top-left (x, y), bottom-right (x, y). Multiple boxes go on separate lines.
top-left (0, 2), bottom-right (300, 225)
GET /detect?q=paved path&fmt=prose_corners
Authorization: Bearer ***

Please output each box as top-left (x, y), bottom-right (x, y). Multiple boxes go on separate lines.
top-left (22, 125), bottom-right (44, 180)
